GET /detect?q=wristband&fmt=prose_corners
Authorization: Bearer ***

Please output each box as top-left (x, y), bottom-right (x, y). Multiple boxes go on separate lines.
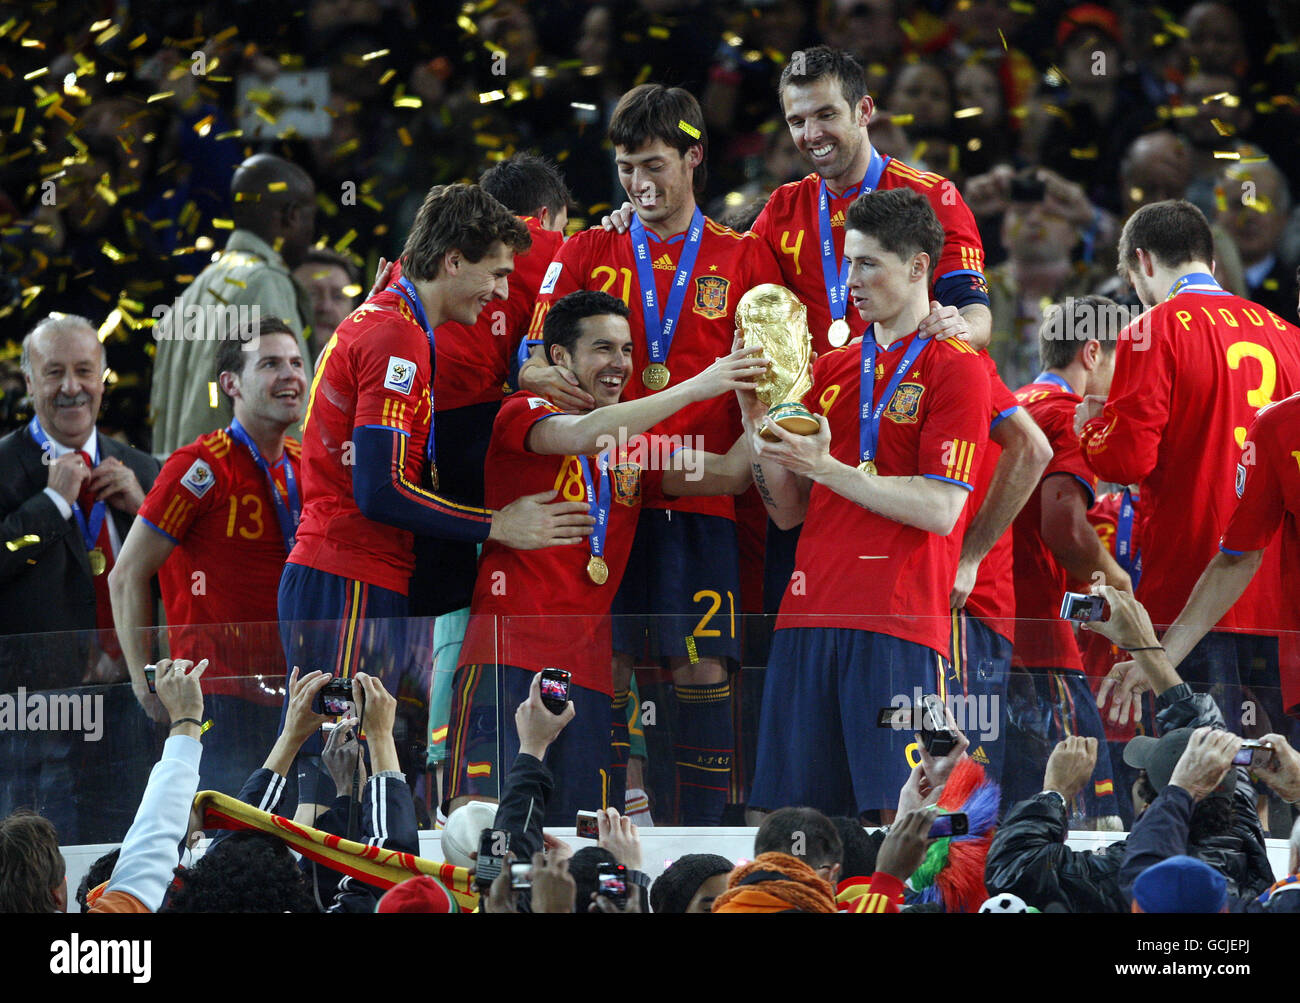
top-left (170, 717), bottom-right (203, 730)
top-left (1119, 645), bottom-right (1164, 652)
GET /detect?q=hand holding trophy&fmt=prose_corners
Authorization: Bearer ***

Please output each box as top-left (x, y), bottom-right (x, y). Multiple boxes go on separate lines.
top-left (735, 284), bottom-right (819, 441)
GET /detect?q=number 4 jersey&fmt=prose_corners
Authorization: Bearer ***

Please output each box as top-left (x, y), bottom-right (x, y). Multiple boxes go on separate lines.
top-left (1080, 290), bottom-right (1300, 631)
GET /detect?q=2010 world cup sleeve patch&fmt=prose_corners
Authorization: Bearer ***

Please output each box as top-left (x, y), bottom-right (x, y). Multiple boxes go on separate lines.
top-left (180, 459), bottom-right (215, 499)
top-left (1236, 462), bottom-right (1246, 498)
top-left (384, 356), bottom-right (417, 395)
top-left (539, 261), bottom-right (562, 295)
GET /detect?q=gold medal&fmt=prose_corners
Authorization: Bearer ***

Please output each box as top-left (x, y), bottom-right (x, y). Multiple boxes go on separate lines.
top-left (858, 459), bottom-right (877, 476)
top-left (587, 555), bottom-right (609, 585)
top-left (828, 318), bottom-right (851, 348)
top-left (642, 363), bottom-right (670, 390)
top-left (88, 547), bottom-right (106, 576)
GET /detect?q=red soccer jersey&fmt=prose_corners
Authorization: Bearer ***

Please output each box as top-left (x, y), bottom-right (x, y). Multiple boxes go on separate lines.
top-left (290, 289), bottom-right (492, 595)
top-left (1080, 291), bottom-right (1300, 630)
top-left (526, 215), bottom-right (783, 520)
top-left (776, 332), bottom-right (990, 656)
top-left (457, 392), bottom-right (665, 694)
top-left (962, 352), bottom-right (1021, 641)
top-left (1220, 393), bottom-right (1300, 693)
top-left (1013, 379), bottom-right (1098, 671)
top-left (424, 217), bottom-right (564, 412)
top-left (752, 158), bottom-right (986, 353)
top-left (137, 429), bottom-right (301, 702)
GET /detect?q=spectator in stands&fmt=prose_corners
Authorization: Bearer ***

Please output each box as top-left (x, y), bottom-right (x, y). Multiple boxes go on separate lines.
top-left (884, 60), bottom-right (956, 179)
top-left (293, 249), bottom-right (361, 358)
top-left (0, 314), bottom-right (160, 843)
top-left (149, 154), bottom-right (316, 455)
top-left (1216, 158), bottom-right (1296, 318)
top-left (752, 806), bottom-right (844, 889)
top-left (649, 853), bottom-right (734, 913)
top-left (1175, 72), bottom-right (1253, 220)
top-left (0, 810), bottom-right (65, 912)
top-left (1179, 2), bottom-right (1249, 78)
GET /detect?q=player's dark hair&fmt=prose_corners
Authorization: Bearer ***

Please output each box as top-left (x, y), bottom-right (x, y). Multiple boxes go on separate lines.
top-left (299, 246), bottom-right (360, 286)
top-left (568, 846), bottom-right (619, 913)
top-left (1038, 294), bottom-right (1128, 370)
top-left (401, 183), bottom-right (531, 282)
top-left (754, 806), bottom-right (844, 871)
top-left (830, 817), bottom-right (879, 880)
top-left (608, 84), bottom-right (708, 195)
top-left (845, 187), bottom-right (943, 282)
top-left (1116, 199), bottom-right (1214, 278)
top-left (542, 289), bottom-right (630, 366)
top-left (479, 153), bottom-right (574, 221)
top-left (779, 45), bottom-right (870, 112)
top-left (0, 810), bottom-right (64, 912)
top-left (214, 315), bottom-right (297, 404)
top-left (163, 832), bottom-right (317, 913)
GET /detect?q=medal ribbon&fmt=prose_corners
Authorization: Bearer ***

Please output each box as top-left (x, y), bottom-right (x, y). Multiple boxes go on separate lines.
top-left (859, 329), bottom-right (930, 466)
top-left (29, 416), bottom-right (106, 555)
top-left (228, 418), bottom-right (300, 552)
top-left (1032, 371), bottom-right (1076, 395)
top-left (1166, 271), bottom-right (1227, 299)
top-left (389, 276), bottom-right (438, 466)
top-left (818, 146), bottom-right (888, 324)
top-left (578, 452), bottom-right (611, 562)
top-left (628, 208), bottom-right (705, 366)
top-left (1116, 486), bottom-right (1142, 589)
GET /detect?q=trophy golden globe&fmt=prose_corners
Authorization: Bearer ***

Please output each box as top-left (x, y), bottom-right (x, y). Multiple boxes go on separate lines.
top-left (736, 284), bottom-right (819, 441)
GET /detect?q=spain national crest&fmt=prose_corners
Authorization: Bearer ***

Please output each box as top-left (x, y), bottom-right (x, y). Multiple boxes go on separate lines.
top-left (693, 275), bottom-right (730, 319)
top-left (884, 382), bottom-right (924, 424)
top-left (612, 462), bottom-right (642, 506)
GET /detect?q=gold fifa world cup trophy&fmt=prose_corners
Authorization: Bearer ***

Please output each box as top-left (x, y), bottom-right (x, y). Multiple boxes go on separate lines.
top-left (736, 284), bottom-right (819, 441)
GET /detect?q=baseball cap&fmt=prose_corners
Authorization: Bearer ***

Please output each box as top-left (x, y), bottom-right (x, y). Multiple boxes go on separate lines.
top-left (1132, 855), bottom-right (1227, 913)
top-left (1056, 3), bottom-right (1121, 49)
top-left (1123, 727), bottom-right (1195, 794)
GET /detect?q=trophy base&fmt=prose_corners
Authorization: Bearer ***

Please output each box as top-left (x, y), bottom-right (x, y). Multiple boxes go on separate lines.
top-left (759, 402), bottom-right (820, 440)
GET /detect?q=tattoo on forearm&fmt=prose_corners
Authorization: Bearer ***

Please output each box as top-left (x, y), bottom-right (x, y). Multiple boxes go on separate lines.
top-left (752, 463), bottom-right (778, 508)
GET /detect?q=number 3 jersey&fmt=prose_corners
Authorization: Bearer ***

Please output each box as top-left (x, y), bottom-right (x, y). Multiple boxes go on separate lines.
top-left (138, 429), bottom-right (301, 699)
top-left (457, 392), bottom-right (667, 695)
top-left (1080, 291), bottom-right (1300, 631)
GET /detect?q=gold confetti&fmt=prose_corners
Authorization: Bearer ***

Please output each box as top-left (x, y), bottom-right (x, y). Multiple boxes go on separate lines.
top-left (223, 276), bottom-right (247, 288)
top-left (6, 535), bottom-right (40, 552)
top-left (99, 240), bottom-right (124, 262)
top-left (1213, 150), bottom-right (1241, 160)
top-left (362, 196), bottom-right (383, 212)
top-left (379, 68), bottom-right (396, 86)
top-left (128, 33), bottom-right (148, 49)
top-left (342, 283), bottom-right (363, 298)
top-left (212, 218), bottom-right (235, 229)
top-left (953, 106), bottom-right (983, 119)
top-left (12, 107), bottom-right (22, 133)
top-left (398, 127), bottom-right (412, 146)
top-left (212, 26), bottom-right (238, 44)
top-left (648, 26), bottom-right (670, 39)
top-left (208, 382), bottom-right (219, 409)
top-left (146, 91), bottom-right (174, 103)
top-left (1009, 0), bottom-right (1034, 12)
top-left (998, 28), bottom-right (1009, 51)
top-left (267, 181), bottom-right (288, 191)
top-left (23, 67), bottom-right (48, 81)
top-left (105, 71), bottom-right (126, 83)
top-left (393, 95), bottom-right (423, 108)
top-left (336, 229), bottom-right (358, 252)
top-left (361, 49), bottom-right (390, 61)
top-left (94, 23), bottom-right (121, 45)
top-left (214, 129), bottom-right (243, 140)
top-left (0, 17), bottom-right (15, 38)
top-left (1210, 117), bottom-right (1234, 136)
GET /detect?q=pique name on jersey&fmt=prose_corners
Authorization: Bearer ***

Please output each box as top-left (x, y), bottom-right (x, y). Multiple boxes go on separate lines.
top-left (384, 356), bottom-right (417, 395)
top-left (180, 459), bottom-right (215, 499)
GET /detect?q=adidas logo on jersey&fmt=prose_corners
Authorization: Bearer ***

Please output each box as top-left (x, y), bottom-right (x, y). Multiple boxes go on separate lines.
top-left (830, 209), bottom-right (845, 227)
top-left (970, 745), bottom-right (990, 766)
top-left (653, 254), bottom-right (676, 270)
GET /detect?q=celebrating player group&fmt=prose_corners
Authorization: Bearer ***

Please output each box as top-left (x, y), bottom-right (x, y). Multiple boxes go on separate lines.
top-left (189, 45), bottom-right (1299, 827)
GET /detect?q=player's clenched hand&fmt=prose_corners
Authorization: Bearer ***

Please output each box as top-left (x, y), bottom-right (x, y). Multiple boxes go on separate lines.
top-left (755, 413), bottom-right (833, 479)
top-left (684, 346), bottom-right (770, 403)
top-left (519, 363), bottom-right (595, 412)
top-left (917, 301), bottom-right (969, 341)
top-left (490, 490), bottom-right (596, 549)
top-left (1074, 394), bottom-right (1105, 436)
top-left (368, 256), bottom-right (394, 300)
top-left (600, 202), bottom-right (635, 234)
top-left (949, 555), bottom-right (978, 610)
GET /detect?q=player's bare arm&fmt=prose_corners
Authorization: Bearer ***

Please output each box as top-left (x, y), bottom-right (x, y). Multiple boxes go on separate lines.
top-left (1160, 548), bottom-right (1265, 669)
top-left (758, 413), bottom-right (968, 535)
top-left (951, 407), bottom-right (1051, 608)
top-left (662, 432), bottom-right (754, 497)
top-left (107, 518), bottom-right (176, 721)
top-left (525, 346), bottom-right (769, 457)
top-left (1039, 474), bottom-right (1132, 592)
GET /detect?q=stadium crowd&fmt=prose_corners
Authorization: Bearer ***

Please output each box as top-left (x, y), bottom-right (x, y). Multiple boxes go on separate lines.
top-left (3, 0), bottom-right (1300, 915)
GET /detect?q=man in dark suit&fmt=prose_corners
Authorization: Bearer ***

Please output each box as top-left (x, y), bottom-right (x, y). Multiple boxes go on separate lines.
top-left (0, 314), bottom-right (159, 843)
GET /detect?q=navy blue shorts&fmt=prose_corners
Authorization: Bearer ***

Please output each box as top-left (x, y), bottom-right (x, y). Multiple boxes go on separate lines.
top-left (1179, 631), bottom-right (1282, 736)
top-left (749, 627), bottom-right (950, 816)
top-left (950, 611), bottom-right (1011, 787)
top-left (1003, 668), bottom-right (1120, 821)
top-left (611, 509), bottom-right (742, 666)
top-left (277, 563), bottom-right (412, 802)
top-left (445, 664), bottom-right (622, 827)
